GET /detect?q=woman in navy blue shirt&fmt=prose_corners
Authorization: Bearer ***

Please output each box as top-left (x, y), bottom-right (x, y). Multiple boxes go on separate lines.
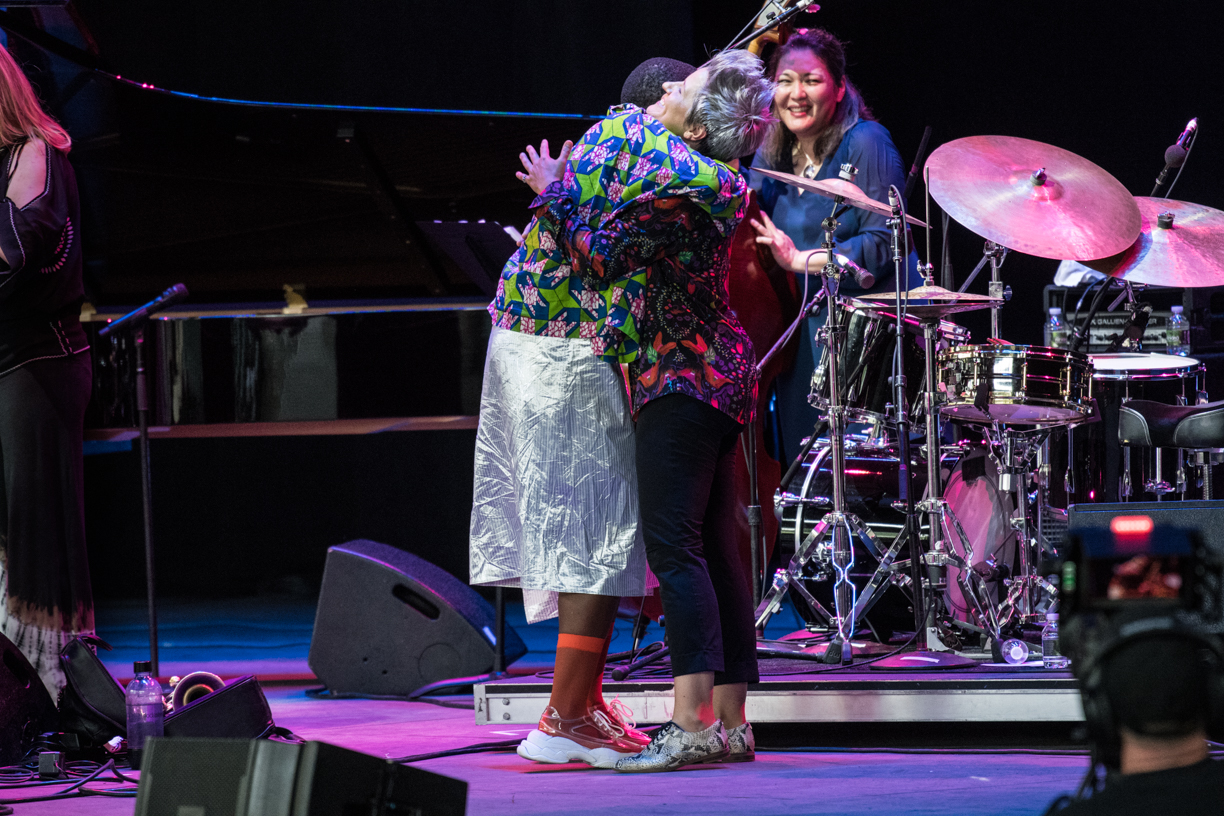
top-left (747, 29), bottom-right (922, 464)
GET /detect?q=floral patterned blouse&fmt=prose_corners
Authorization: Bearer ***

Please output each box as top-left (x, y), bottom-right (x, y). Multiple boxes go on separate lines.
top-left (544, 183), bottom-right (758, 426)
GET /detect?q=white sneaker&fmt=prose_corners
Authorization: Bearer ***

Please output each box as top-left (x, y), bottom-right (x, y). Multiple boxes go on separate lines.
top-left (516, 706), bottom-right (640, 769)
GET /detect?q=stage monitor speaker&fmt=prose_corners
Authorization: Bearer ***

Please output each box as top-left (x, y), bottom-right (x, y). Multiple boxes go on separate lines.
top-left (308, 539), bottom-right (526, 696)
top-left (0, 633), bottom-right (56, 765)
top-left (134, 737), bottom-right (467, 816)
top-left (1067, 500), bottom-right (1224, 557)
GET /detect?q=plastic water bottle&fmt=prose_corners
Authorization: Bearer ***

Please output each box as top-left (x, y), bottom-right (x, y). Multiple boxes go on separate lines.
top-left (1166, 305), bottom-right (1190, 356)
top-left (125, 660), bottom-right (164, 769)
top-left (1044, 307), bottom-right (1068, 348)
top-left (1042, 612), bottom-right (1068, 668)
top-left (1001, 638), bottom-right (1030, 665)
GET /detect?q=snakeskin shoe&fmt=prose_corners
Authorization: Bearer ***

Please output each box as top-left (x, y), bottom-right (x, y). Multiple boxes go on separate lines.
top-left (720, 721), bottom-right (755, 762)
top-left (614, 720), bottom-right (729, 772)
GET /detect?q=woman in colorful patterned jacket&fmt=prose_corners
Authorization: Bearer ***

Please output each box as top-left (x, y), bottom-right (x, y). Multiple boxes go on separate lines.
top-left (470, 56), bottom-right (753, 769)
top-left (513, 49), bottom-right (775, 772)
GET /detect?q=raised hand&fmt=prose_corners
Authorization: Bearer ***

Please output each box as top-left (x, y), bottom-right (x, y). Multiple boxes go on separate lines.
top-left (516, 138), bottom-right (574, 195)
top-left (749, 210), bottom-right (826, 274)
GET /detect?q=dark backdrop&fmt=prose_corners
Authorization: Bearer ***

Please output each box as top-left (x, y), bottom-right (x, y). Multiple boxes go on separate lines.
top-left (49, 2), bottom-right (1223, 598)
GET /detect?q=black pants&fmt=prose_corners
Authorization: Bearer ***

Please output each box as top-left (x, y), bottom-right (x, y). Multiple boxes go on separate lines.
top-left (0, 351), bottom-right (94, 634)
top-left (636, 394), bottom-right (758, 684)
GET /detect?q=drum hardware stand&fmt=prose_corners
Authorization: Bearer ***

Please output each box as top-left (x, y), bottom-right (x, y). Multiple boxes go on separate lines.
top-left (755, 165), bottom-right (874, 664)
top-left (955, 241), bottom-right (1010, 340)
top-left (866, 188), bottom-right (981, 670)
top-left (979, 424), bottom-right (1061, 630)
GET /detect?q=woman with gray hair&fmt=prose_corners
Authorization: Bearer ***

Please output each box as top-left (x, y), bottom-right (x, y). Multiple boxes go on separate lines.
top-left (478, 48), bottom-right (773, 771)
top-left (521, 48), bottom-right (776, 772)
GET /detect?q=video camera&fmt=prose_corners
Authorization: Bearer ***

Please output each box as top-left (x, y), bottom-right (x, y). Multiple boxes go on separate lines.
top-left (1056, 516), bottom-right (1224, 771)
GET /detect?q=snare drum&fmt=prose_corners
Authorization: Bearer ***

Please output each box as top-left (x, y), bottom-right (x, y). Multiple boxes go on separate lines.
top-left (937, 344), bottom-right (1094, 425)
top-left (810, 298), bottom-right (969, 424)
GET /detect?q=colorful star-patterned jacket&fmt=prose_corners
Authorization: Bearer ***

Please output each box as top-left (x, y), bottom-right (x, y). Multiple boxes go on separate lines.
top-left (488, 106), bottom-right (745, 365)
top-left (549, 185), bottom-right (759, 426)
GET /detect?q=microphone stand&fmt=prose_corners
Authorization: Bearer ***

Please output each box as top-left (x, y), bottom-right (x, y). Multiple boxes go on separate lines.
top-left (99, 284), bottom-right (190, 676)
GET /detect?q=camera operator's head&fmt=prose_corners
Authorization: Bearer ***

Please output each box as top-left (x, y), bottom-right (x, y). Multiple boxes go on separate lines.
top-left (1097, 630), bottom-right (1213, 773)
top-left (1061, 524), bottom-right (1224, 769)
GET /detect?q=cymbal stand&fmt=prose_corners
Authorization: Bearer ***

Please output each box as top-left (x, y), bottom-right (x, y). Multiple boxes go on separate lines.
top-left (865, 191), bottom-right (979, 670)
top-left (754, 170), bottom-right (876, 664)
top-left (985, 241), bottom-right (1008, 339)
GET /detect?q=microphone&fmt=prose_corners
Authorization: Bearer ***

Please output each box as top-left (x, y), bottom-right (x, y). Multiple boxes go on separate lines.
top-left (1154, 118), bottom-right (1197, 191)
top-left (835, 253), bottom-right (875, 289)
top-left (1105, 302), bottom-right (1152, 353)
top-left (99, 283), bottom-right (190, 338)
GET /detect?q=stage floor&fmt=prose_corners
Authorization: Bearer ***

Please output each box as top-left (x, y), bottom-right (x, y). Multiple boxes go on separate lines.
top-left (0, 598), bottom-right (1094, 815)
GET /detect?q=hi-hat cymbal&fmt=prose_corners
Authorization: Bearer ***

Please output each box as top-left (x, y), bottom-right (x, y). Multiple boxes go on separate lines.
top-left (925, 136), bottom-right (1141, 260)
top-left (751, 167), bottom-right (928, 227)
top-left (1081, 198), bottom-right (1224, 288)
top-left (856, 284), bottom-right (1001, 318)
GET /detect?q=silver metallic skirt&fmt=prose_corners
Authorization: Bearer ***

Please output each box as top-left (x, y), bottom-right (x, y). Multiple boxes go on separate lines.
top-left (469, 327), bottom-right (649, 623)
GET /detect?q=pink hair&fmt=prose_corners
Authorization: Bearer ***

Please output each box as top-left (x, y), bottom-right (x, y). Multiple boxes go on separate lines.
top-left (0, 44), bottom-right (70, 152)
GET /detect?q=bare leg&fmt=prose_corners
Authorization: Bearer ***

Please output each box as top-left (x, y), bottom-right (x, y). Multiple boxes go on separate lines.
top-left (558, 592), bottom-right (619, 637)
top-left (713, 683), bottom-right (747, 729)
top-left (545, 593), bottom-right (620, 719)
top-left (672, 671), bottom-right (716, 732)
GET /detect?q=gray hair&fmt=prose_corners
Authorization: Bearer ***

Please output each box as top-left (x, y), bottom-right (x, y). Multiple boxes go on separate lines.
top-left (685, 49), bottom-right (776, 162)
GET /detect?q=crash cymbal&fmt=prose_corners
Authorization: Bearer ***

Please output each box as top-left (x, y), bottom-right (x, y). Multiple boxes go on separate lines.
top-left (751, 167), bottom-right (928, 227)
top-left (1081, 198), bottom-right (1224, 288)
top-left (856, 284), bottom-right (1001, 318)
top-left (925, 136), bottom-right (1141, 260)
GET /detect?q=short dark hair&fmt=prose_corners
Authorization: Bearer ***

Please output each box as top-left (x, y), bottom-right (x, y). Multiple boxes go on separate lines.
top-left (1103, 635), bottom-right (1212, 738)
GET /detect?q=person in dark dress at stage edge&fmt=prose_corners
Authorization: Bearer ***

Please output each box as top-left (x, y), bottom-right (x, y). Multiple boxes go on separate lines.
top-left (0, 43), bottom-right (95, 696)
top-left (521, 50), bottom-right (775, 772)
top-left (748, 28), bottom-right (922, 464)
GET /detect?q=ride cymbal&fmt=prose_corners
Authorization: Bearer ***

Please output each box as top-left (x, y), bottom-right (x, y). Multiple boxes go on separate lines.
top-left (925, 135), bottom-right (1141, 260)
top-left (1082, 197), bottom-right (1224, 288)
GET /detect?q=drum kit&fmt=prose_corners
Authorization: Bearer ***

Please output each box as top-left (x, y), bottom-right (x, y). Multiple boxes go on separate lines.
top-left (752, 134), bottom-right (1224, 666)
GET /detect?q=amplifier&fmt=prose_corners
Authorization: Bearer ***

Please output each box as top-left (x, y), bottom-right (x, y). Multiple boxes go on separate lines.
top-left (1043, 285), bottom-right (1224, 354)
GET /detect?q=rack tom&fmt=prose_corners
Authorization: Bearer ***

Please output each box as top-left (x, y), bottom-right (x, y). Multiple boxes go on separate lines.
top-left (810, 298), bottom-right (969, 424)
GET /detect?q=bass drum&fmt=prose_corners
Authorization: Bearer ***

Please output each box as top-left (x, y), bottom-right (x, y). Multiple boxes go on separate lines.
top-left (940, 449), bottom-right (1017, 630)
top-left (777, 441), bottom-right (957, 640)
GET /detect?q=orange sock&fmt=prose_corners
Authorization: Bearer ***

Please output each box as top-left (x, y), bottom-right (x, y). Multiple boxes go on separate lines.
top-left (587, 621), bottom-right (615, 711)
top-left (548, 633), bottom-right (606, 720)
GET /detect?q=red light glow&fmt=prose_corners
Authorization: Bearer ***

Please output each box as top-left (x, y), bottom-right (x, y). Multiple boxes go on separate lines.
top-left (1110, 516), bottom-right (1154, 536)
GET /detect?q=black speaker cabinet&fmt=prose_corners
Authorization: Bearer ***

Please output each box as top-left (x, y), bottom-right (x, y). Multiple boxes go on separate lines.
top-left (1068, 500), bottom-right (1224, 557)
top-left (308, 540), bottom-right (526, 696)
top-left (134, 737), bottom-right (467, 816)
top-left (0, 633), bottom-right (56, 765)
